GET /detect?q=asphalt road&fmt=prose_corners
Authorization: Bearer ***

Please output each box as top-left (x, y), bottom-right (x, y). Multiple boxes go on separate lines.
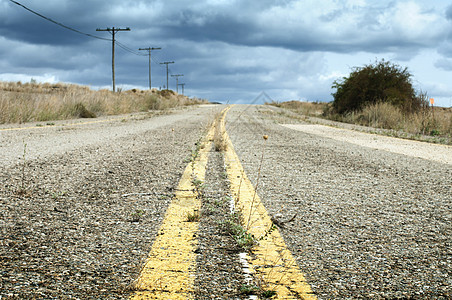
top-left (226, 105), bottom-right (451, 299)
top-left (1, 104), bottom-right (450, 299)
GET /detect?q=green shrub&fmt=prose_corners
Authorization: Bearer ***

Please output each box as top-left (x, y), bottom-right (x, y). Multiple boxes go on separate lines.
top-left (332, 59), bottom-right (425, 114)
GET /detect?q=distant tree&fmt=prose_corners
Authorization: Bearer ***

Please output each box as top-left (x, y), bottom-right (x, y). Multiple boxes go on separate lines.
top-left (331, 59), bottom-right (423, 114)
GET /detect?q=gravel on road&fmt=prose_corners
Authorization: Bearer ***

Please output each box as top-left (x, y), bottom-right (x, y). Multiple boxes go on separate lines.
top-left (0, 106), bottom-right (221, 299)
top-left (226, 105), bottom-right (451, 299)
top-left (1, 103), bottom-right (450, 299)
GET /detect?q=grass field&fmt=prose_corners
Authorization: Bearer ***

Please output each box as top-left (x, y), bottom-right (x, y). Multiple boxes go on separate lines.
top-left (0, 81), bottom-right (207, 124)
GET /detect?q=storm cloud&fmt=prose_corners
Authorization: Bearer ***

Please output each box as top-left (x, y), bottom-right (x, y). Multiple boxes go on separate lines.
top-left (1, 0), bottom-right (451, 106)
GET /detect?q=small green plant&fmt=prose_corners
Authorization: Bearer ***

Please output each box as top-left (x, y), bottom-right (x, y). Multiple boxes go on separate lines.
top-left (205, 204), bottom-right (218, 215)
top-left (239, 284), bottom-right (259, 295)
top-left (192, 178), bottom-right (205, 200)
top-left (261, 290), bottom-right (277, 298)
top-left (192, 178), bottom-right (203, 187)
top-left (51, 190), bottom-right (67, 200)
top-left (213, 198), bottom-right (224, 207)
top-left (186, 210), bottom-right (200, 222)
top-left (430, 129), bottom-right (440, 136)
top-left (130, 209), bottom-right (145, 222)
top-left (239, 284), bottom-right (276, 298)
top-left (219, 214), bottom-right (256, 251)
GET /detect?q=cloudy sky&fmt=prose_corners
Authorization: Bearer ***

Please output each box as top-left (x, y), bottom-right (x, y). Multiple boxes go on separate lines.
top-left (1, 0), bottom-right (451, 106)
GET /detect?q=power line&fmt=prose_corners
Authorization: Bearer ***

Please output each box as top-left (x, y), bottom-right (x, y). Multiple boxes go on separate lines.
top-left (116, 40), bottom-right (146, 56)
top-left (8, 0), bottom-right (111, 41)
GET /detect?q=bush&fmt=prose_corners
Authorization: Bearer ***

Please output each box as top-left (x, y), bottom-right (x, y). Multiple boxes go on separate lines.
top-left (332, 59), bottom-right (425, 114)
top-left (71, 103), bottom-right (96, 118)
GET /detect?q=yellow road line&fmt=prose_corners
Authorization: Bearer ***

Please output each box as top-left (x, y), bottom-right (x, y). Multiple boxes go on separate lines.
top-left (221, 107), bottom-right (317, 299)
top-left (130, 114), bottom-right (217, 299)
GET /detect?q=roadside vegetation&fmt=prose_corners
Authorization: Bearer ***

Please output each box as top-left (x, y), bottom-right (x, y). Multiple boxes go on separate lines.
top-left (268, 60), bottom-right (452, 144)
top-left (0, 81), bottom-right (207, 124)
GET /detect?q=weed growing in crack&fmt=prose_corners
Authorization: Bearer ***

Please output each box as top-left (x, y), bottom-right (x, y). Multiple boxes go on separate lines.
top-left (130, 209), bottom-right (145, 222)
top-left (261, 290), bottom-right (277, 298)
top-left (186, 210), bottom-right (200, 222)
top-left (218, 213), bottom-right (256, 251)
top-left (239, 284), bottom-right (277, 298)
top-left (239, 284), bottom-right (259, 295)
top-left (192, 178), bottom-right (203, 188)
top-left (192, 177), bottom-right (206, 202)
top-left (190, 136), bottom-right (204, 163)
top-left (204, 204), bottom-right (218, 215)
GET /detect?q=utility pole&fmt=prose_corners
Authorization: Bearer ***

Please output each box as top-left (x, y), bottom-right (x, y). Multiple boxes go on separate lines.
top-left (171, 74), bottom-right (183, 93)
top-left (138, 47), bottom-right (161, 89)
top-left (160, 61), bottom-right (174, 90)
top-left (178, 83), bottom-right (185, 95)
top-left (96, 27), bottom-right (130, 92)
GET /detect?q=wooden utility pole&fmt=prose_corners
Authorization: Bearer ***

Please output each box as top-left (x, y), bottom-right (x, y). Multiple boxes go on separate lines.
top-left (160, 61), bottom-right (174, 90)
top-left (138, 47), bottom-right (161, 89)
top-left (171, 74), bottom-right (183, 93)
top-left (178, 83), bottom-right (185, 95)
top-left (96, 27), bottom-right (130, 92)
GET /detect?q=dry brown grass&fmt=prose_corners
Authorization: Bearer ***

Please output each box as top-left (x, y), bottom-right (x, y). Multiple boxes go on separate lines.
top-left (0, 81), bottom-right (208, 124)
top-left (340, 102), bottom-right (452, 138)
top-left (268, 100), bottom-right (452, 144)
top-left (213, 111), bottom-right (227, 152)
top-left (266, 100), bottom-right (328, 117)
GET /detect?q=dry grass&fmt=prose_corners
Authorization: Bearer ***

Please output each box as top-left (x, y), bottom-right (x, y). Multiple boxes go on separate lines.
top-left (266, 100), bottom-right (328, 117)
top-left (268, 100), bottom-right (452, 144)
top-left (0, 81), bottom-right (208, 124)
top-left (213, 112), bottom-right (227, 152)
top-left (339, 102), bottom-right (452, 138)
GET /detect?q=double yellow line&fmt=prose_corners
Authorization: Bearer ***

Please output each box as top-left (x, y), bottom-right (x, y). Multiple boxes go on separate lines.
top-left (130, 114), bottom-right (215, 299)
top-left (131, 106), bottom-right (316, 299)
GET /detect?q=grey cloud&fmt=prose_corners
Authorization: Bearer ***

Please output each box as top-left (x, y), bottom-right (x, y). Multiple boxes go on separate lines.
top-left (435, 58), bottom-right (452, 71)
top-left (447, 4), bottom-right (452, 20)
top-left (1, 0), bottom-right (451, 105)
top-left (3, 0), bottom-right (442, 53)
top-left (149, 2), bottom-right (439, 56)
